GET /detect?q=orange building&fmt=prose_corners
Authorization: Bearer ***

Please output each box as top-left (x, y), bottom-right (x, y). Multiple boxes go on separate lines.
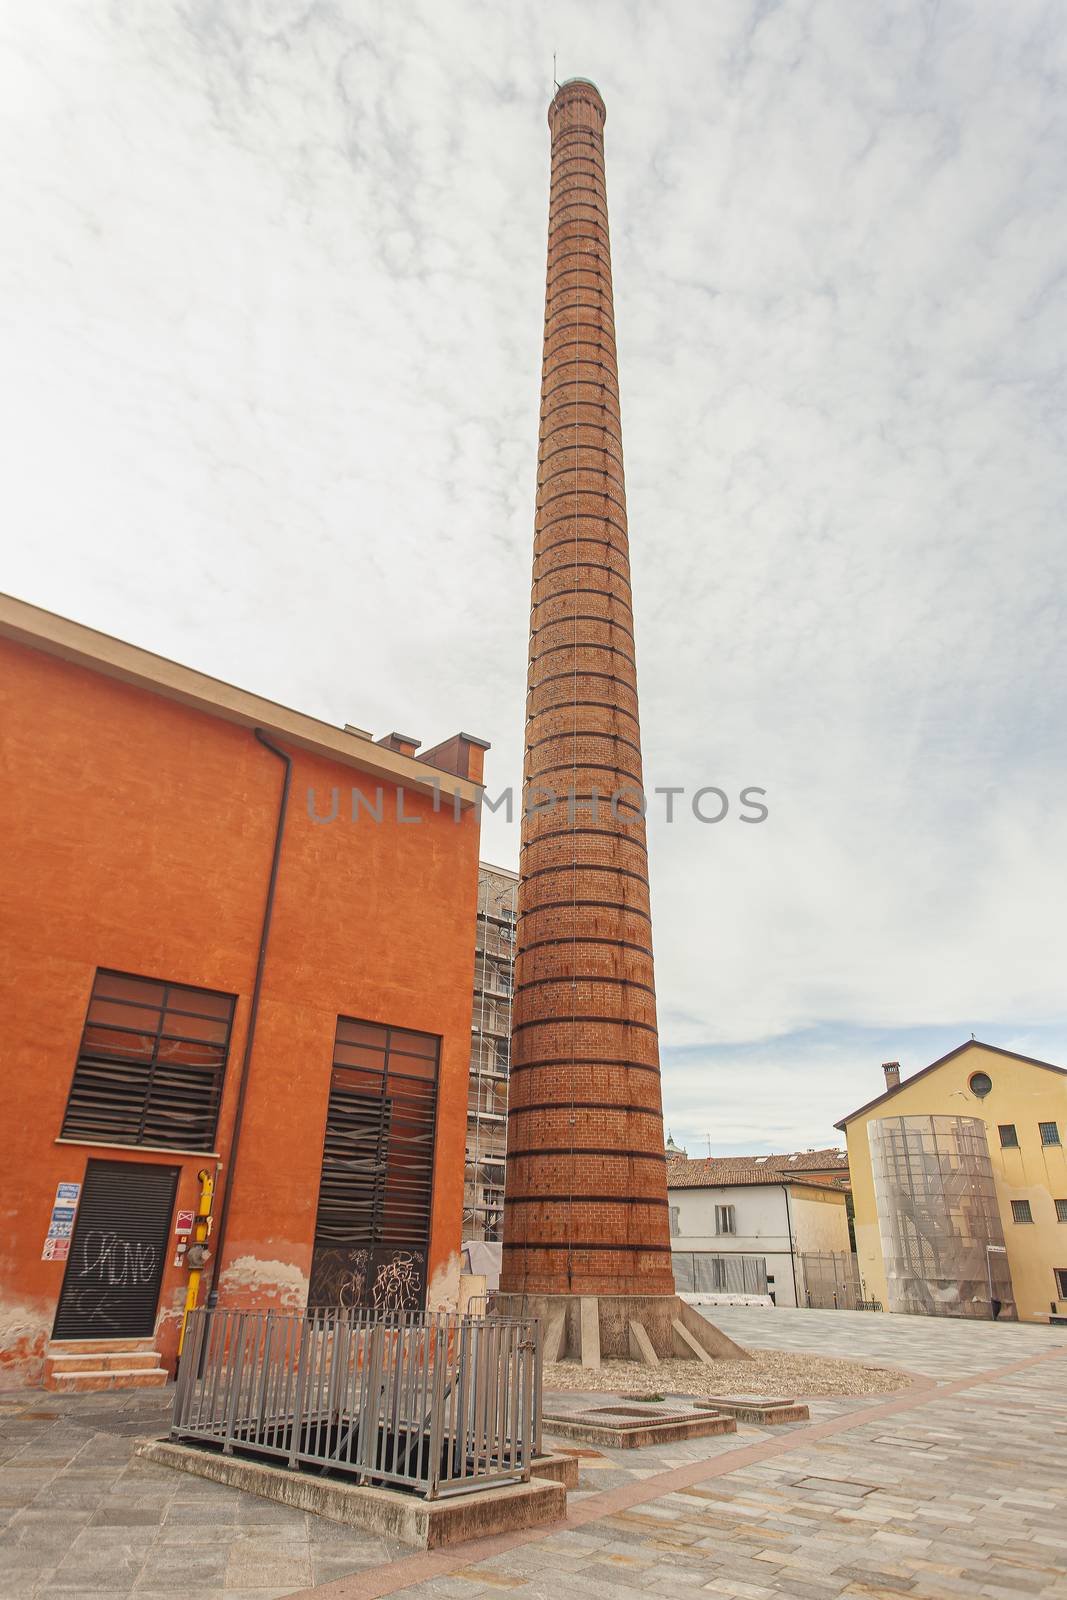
top-left (0, 595), bottom-right (487, 1389)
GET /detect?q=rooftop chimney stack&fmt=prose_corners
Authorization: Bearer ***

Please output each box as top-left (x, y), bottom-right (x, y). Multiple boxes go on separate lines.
top-left (882, 1061), bottom-right (901, 1090)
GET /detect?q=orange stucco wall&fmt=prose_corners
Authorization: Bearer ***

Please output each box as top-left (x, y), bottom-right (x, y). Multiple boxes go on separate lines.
top-left (0, 637), bottom-right (481, 1385)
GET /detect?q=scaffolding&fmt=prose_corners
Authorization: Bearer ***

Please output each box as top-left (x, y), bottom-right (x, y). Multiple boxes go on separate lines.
top-left (868, 1114), bottom-right (1016, 1319)
top-left (463, 863), bottom-right (518, 1244)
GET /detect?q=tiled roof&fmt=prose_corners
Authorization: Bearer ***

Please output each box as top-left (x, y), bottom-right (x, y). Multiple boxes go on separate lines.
top-left (786, 1147), bottom-right (851, 1174)
top-left (666, 1148), bottom-right (850, 1190)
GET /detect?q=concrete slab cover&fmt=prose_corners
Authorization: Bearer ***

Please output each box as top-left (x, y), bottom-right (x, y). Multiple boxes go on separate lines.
top-left (138, 1441), bottom-right (566, 1548)
top-left (541, 1409), bottom-right (736, 1450)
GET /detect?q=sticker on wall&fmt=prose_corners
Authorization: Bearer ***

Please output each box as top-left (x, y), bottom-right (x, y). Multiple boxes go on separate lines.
top-left (174, 1209), bottom-right (195, 1236)
top-left (41, 1182), bottom-right (81, 1259)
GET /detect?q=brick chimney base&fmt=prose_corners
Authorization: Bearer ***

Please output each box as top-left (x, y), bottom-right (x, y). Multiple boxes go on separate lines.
top-left (500, 1293), bottom-right (748, 1370)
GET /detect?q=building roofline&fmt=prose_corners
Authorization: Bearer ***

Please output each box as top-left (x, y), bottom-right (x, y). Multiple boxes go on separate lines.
top-left (0, 592), bottom-right (484, 806)
top-left (666, 1173), bottom-right (847, 1197)
top-left (478, 860), bottom-right (519, 879)
top-left (834, 1038), bottom-right (1067, 1130)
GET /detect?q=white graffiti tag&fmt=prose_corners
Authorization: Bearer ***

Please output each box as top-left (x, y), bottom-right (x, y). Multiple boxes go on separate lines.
top-left (371, 1251), bottom-right (421, 1313)
top-left (79, 1230), bottom-right (158, 1287)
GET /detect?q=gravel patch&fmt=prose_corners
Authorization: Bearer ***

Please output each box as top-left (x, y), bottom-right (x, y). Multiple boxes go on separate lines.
top-left (543, 1351), bottom-right (912, 1398)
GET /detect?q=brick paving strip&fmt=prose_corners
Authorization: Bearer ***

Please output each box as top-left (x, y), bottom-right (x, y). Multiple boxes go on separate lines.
top-left (284, 1346), bottom-right (1066, 1600)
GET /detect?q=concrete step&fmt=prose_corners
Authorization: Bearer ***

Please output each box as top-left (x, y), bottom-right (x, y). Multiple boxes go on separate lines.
top-left (44, 1367), bottom-right (169, 1394)
top-left (48, 1338), bottom-right (155, 1355)
top-left (43, 1339), bottom-right (168, 1392)
top-left (44, 1350), bottom-right (162, 1375)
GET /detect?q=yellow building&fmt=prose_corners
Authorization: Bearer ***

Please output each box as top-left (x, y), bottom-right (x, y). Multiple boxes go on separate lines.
top-left (837, 1041), bottom-right (1067, 1325)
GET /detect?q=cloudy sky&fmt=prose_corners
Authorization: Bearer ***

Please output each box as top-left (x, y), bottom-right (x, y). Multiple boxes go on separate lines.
top-left (3, 1), bottom-right (1066, 1153)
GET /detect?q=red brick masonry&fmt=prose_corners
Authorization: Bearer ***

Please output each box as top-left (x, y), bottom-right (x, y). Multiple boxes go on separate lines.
top-left (501, 80), bottom-right (674, 1298)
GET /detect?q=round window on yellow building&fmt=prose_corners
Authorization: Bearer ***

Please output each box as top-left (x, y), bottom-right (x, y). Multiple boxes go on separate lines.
top-left (969, 1071), bottom-right (992, 1098)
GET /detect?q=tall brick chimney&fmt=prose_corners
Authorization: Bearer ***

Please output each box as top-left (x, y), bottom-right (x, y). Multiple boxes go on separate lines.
top-left (499, 80), bottom-right (743, 1370)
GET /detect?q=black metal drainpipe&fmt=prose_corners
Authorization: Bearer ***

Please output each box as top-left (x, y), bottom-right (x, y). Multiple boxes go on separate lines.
top-left (783, 1183), bottom-right (800, 1307)
top-left (206, 728), bottom-right (292, 1309)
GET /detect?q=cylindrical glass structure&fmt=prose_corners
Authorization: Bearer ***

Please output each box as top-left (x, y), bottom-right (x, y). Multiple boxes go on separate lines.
top-left (868, 1114), bottom-right (1015, 1319)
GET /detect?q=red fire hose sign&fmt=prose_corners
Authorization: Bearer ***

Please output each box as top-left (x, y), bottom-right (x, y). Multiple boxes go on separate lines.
top-left (175, 1209), bottom-right (195, 1236)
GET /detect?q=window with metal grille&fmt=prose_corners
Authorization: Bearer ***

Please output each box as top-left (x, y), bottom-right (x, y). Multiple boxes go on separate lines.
top-left (1011, 1199), bottom-right (1033, 1224)
top-left (1039, 1121), bottom-right (1061, 1146)
top-left (60, 970), bottom-right (234, 1151)
top-left (1056, 1199), bottom-right (1067, 1224)
top-left (1056, 1268), bottom-right (1067, 1299)
top-left (309, 1017), bottom-right (439, 1312)
top-left (715, 1204), bottom-right (736, 1235)
top-left (998, 1124), bottom-right (1019, 1148)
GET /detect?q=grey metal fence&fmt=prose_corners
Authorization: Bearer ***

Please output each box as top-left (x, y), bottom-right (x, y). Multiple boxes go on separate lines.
top-left (671, 1252), bottom-right (769, 1296)
top-left (798, 1251), bottom-right (880, 1310)
top-left (173, 1307), bottom-right (540, 1500)
top-left (464, 1294), bottom-right (544, 1422)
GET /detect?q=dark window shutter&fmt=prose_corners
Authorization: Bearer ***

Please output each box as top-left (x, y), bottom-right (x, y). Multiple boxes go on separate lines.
top-left (61, 970), bottom-right (234, 1152)
top-left (53, 1160), bottom-right (179, 1339)
top-left (309, 1018), bottom-right (439, 1311)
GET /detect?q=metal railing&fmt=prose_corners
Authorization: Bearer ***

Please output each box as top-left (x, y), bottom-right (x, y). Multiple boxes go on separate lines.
top-left (797, 1251), bottom-right (882, 1311)
top-left (464, 1294), bottom-right (543, 1428)
top-left (173, 1307), bottom-right (540, 1500)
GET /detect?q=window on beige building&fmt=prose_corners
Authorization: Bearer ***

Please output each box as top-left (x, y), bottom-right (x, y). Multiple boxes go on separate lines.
top-left (1011, 1199), bottom-right (1034, 1224)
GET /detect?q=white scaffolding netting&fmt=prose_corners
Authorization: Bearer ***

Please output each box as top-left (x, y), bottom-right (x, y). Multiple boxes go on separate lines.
top-left (868, 1114), bottom-right (1015, 1319)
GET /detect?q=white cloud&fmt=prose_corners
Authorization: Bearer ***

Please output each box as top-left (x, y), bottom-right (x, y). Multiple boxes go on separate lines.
top-left (2, 0), bottom-right (1066, 1146)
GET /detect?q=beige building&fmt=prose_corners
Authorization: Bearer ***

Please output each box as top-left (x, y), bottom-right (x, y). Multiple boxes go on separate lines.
top-left (463, 862), bottom-right (517, 1245)
top-left (837, 1041), bottom-right (1067, 1324)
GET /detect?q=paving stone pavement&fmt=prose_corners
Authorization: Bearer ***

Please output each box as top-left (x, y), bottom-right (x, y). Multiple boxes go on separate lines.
top-left (2, 1309), bottom-right (1066, 1600)
top-left (0, 1388), bottom-right (407, 1599)
top-left (288, 1311), bottom-right (1067, 1600)
top-left (700, 1303), bottom-right (1065, 1379)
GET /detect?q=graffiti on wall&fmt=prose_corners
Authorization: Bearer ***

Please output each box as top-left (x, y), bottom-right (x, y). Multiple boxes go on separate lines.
top-left (308, 1247), bottom-right (370, 1311)
top-left (370, 1250), bottom-right (422, 1313)
top-left (308, 1246), bottom-right (424, 1313)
